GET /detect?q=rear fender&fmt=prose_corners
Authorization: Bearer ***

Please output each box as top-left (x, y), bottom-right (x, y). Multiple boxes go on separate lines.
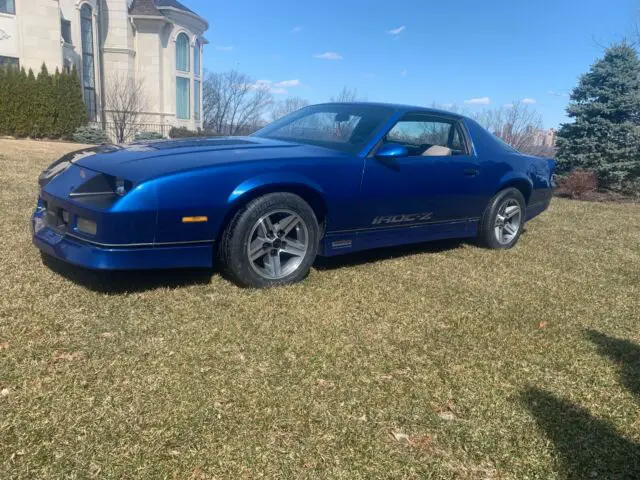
top-left (497, 172), bottom-right (533, 204)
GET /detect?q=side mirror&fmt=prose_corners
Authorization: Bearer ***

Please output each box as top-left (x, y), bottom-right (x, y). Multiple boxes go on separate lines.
top-left (375, 143), bottom-right (408, 160)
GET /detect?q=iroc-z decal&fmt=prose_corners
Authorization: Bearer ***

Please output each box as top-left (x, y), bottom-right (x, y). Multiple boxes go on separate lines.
top-left (372, 212), bottom-right (433, 225)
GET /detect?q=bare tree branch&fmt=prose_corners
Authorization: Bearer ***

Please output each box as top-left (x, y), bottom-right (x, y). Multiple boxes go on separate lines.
top-left (473, 102), bottom-right (554, 156)
top-left (330, 87), bottom-right (364, 103)
top-left (104, 73), bottom-right (147, 143)
top-left (270, 96), bottom-right (309, 121)
top-left (203, 70), bottom-right (273, 135)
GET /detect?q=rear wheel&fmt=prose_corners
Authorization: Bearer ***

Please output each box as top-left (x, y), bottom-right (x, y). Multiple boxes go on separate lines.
top-left (219, 193), bottom-right (319, 288)
top-left (478, 188), bottom-right (526, 249)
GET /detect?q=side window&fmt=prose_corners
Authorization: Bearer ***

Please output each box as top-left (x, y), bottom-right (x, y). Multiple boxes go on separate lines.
top-left (451, 127), bottom-right (465, 153)
top-left (384, 114), bottom-right (467, 157)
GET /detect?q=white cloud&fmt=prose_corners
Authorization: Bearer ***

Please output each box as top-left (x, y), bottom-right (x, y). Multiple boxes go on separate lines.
top-left (521, 97), bottom-right (536, 104)
top-left (387, 25), bottom-right (406, 36)
top-left (464, 96), bottom-right (491, 105)
top-left (273, 79), bottom-right (301, 88)
top-left (313, 52), bottom-right (343, 60)
top-left (400, 69), bottom-right (408, 77)
top-left (548, 90), bottom-right (570, 98)
top-left (504, 103), bottom-right (514, 108)
top-left (215, 46), bottom-right (233, 52)
top-left (246, 79), bottom-right (300, 95)
top-left (291, 25), bottom-right (303, 33)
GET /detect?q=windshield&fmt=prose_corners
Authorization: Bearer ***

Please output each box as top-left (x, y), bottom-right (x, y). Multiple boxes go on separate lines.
top-left (253, 104), bottom-right (395, 154)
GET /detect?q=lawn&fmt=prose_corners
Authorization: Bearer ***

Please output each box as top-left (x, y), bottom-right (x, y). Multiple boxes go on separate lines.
top-left (1, 139), bottom-right (639, 479)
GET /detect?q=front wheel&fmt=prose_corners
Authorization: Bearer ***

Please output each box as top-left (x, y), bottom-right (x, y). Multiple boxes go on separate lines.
top-left (219, 193), bottom-right (320, 288)
top-left (478, 188), bottom-right (526, 249)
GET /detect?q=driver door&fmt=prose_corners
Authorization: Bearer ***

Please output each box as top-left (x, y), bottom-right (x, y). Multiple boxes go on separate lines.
top-left (358, 113), bottom-right (483, 241)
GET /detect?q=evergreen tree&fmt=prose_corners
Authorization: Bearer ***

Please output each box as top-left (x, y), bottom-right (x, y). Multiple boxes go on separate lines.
top-left (14, 68), bottom-right (32, 137)
top-left (0, 67), bottom-right (6, 135)
top-left (556, 43), bottom-right (640, 191)
top-left (51, 68), bottom-right (62, 137)
top-left (56, 65), bottom-right (87, 138)
top-left (2, 67), bottom-right (19, 136)
top-left (35, 63), bottom-right (55, 137)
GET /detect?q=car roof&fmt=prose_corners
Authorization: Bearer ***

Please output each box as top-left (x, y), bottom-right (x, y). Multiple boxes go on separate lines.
top-left (314, 102), bottom-right (467, 120)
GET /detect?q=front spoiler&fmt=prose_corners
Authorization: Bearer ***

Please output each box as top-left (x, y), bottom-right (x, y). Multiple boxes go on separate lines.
top-left (32, 210), bottom-right (213, 270)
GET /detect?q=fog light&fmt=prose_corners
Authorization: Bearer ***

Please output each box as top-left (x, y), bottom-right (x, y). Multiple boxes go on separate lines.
top-left (115, 178), bottom-right (126, 196)
top-left (77, 217), bottom-right (97, 236)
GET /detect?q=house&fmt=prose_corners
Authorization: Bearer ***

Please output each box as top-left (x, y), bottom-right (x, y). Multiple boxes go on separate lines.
top-left (0, 0), bottom-right (208, 134)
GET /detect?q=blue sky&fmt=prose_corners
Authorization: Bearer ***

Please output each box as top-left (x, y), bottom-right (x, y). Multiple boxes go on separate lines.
top-left (188, 0), bottom-right (638, 128)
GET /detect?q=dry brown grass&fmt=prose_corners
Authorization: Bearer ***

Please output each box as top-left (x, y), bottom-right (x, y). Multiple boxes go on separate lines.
top-left (1, 139), bottom-right (639, 479)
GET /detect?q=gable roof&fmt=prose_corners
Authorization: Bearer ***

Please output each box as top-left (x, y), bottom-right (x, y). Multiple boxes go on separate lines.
top-left (154, 0), bottom-right (196, 15)
top-left (129, 0), bottom-right (162, 16)
top-left (129, 0), bottom-right (207, 29)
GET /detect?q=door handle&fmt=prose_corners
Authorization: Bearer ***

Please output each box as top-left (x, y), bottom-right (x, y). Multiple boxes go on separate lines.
top-left (464, 168), bottom-right (479, 177)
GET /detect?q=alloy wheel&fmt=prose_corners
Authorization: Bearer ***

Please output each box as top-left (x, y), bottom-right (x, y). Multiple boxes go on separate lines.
top-left (494, 199), bottom-right (522, 245)
top-left (247, 209), bottom-right (309, 280)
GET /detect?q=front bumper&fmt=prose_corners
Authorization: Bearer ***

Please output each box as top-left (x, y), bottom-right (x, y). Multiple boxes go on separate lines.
top-left (32, 209), bottom-right (213, 270)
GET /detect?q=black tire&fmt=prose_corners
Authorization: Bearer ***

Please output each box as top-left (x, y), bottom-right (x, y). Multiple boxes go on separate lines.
top-left (478, 188), bottom-right (526, 249)
top-left (218, 192), bottom-right (320, 288)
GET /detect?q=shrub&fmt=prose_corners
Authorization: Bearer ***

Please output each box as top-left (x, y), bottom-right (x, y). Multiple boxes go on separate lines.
top-left (135, 131), bottom-right (164, 141)
top-left (72, 126), bottom-right (109, 145)
top-left (560, 169), bottom-right (598, 198)
top-left (620, 178), bottom-right (640, 196)
top-left (169, 127), bottom-right (206, 138)
top-left (0, 63), bottom-right (86, 139)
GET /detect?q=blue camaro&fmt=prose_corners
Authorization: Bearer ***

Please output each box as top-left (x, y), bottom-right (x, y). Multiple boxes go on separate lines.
top-left (33, 103), bottom-right (555, 287)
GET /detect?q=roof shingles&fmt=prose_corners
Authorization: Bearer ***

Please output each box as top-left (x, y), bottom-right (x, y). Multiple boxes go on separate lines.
top-left (130, 0), bottom-right (197, 17)
top-left (129, 0), bottom-right (162, 16)
top-left (154, 0), bottom-right (196, 15)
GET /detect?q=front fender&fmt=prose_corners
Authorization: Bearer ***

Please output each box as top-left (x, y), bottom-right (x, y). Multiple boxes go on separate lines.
top-left (227, 172), bottom-right (325, 205)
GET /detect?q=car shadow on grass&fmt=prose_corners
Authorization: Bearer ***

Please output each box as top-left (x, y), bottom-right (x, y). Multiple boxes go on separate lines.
top-left (521, 330), bottom-right (640, 479)
top-left (41, 253), bottom-right (215, 294)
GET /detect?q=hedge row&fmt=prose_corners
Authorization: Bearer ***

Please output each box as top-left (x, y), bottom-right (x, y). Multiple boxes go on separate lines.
top-left (0, 64), bottom-right (87, 139)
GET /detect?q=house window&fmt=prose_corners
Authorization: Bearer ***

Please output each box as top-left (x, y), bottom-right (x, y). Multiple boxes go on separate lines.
top-left (176, 33), bottom-right (190, 72)
top-left (0, 0), bottom-right (15, 14)
top-left (194, 80), bottom-right (201, 121)
top-left (194, 40), bottom-right (200, 77)
top-left (176, 77), bottom-right (190, 119)
top-left (0, 56), bottom-right (19, 69)
top-left (80, 4), bottom-right (96, 121)
top-left (61, 18), bottom-right (72, 44)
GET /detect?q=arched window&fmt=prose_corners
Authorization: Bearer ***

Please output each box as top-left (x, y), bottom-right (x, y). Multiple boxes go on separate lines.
top-left (176, 33), bottom-right (190, 72)
top-left (193, 40), bottom-right (201, 121)
top-left (176, 33), bottom-right (190, 120)
top-left (194, 40), bottom-right (200, 77)
top-left (80, 4), bottom-right (96, 121)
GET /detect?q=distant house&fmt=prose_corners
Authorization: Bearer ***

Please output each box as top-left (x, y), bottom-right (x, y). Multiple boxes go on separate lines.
top-left (0, 0), bottom-right (208, 133)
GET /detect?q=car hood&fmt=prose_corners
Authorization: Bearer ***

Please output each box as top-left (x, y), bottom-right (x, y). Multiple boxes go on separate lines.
top-left (71, 137), bottom-right (332, 182)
